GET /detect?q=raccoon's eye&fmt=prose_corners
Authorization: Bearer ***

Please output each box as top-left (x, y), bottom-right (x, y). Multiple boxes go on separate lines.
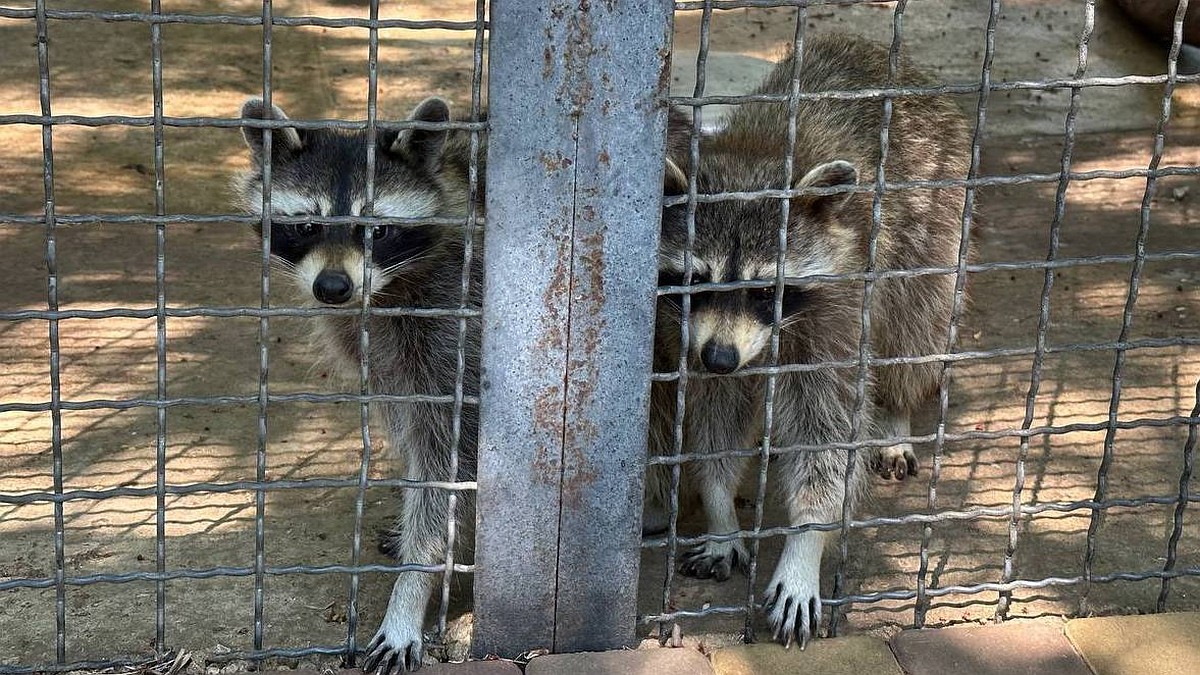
top-left (367, 225), bottom-right (393, 241)
top-left (285, 221), bottom-right (319, 237)
top-left (754, 285), bottom-right (807, 318)
top-left (657, 272), bottom-right (683, 288)
top-left (657, 271), bottom-right (708, 289)
top-left (750, 285), bottom-right (778, 302)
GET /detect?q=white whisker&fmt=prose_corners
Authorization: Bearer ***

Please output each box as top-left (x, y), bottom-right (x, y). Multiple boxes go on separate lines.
top-left (379, 252), bottom-right (436, 278)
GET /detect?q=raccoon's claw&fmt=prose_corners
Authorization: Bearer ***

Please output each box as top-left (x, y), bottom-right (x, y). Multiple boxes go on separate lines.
top-left (873, 443), bottom-right (919, 481)
top-left (679, 541), bottom-right (745, 581)
top-left (364, 628), bottom-right (424, 673)
top-left (680, 548), bottom-right (732, 580)
top-left (762, 579), bottom-right (821, 650)
top-left (376, 528), bottom-right (401, 558)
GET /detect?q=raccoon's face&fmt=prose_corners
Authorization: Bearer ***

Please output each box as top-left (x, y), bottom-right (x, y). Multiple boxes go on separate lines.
top-left (237, 97), bottom-right (453, 306)
top-left (657, 250), bottom-right (824, 374)
top-left (660, 156), bottom-right (860, 374)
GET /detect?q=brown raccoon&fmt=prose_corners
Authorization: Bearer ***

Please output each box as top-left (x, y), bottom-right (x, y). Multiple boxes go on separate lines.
top-left (649, 32), bottom-right (972, 646)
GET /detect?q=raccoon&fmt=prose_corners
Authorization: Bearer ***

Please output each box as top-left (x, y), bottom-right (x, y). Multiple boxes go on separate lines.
top-left (235, 97), bottom-right (484, 673)
top-left (649, 32), bottom-right (972, 646)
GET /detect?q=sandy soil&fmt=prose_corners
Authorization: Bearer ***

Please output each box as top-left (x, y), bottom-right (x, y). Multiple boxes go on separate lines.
top-left (1, 0), bottom-right (1197, 671)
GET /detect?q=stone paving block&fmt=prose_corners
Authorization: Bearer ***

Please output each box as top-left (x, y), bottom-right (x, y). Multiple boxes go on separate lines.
top-left (1065, 612), bottom-right (1200, 675)
top-left (890, 618), bottom-right (1092, 675)
top-left (709, 637), bottom-right (903, 675)
top-left (420, 662), bottom-right (521, 675)
top-left (269, 663), bottom-right (520, 675)
top-left (525, 647), bottom-right (713, 675)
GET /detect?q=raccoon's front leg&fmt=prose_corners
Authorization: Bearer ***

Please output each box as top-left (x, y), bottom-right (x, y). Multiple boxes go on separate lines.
top-left (364, 485), bottom-right (451, 674)
top-left (762, 450), bottom-right (861, 649)
top-left (641, 463), bottom-right (673, 536)
top-left (679, 456), bottom-right (748, 581)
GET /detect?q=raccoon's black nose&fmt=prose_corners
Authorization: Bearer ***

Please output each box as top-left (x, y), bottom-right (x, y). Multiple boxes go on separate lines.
top-left (313, 269), bottom-right (354, 305)
top-left (701, 341), bottom-right (740, 374)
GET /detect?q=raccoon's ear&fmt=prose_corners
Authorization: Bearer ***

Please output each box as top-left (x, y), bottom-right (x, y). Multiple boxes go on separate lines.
top-left (664, 157), bottom-right (689, 196)
top-left (665, 106), bottom-right (694, 158)
top-left (240, 98), bottom-right (304, 164)
top-left (663, 106), bottom-right (695, 196)
top-left (793, 160), bottom-right (857, 218)
top-left (389, 96), bottom-right (451, 172)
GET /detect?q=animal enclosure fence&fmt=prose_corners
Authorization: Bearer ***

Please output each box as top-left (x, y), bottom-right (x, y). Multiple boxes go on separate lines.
top-left (0, 0), bottom-right (1198, 673)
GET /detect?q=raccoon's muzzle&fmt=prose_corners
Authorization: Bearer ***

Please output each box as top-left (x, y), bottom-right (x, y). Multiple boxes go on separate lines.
top-left (314, 268), bottom-right (354, 305)
top-left (701, 341), bottom-right (740, 374)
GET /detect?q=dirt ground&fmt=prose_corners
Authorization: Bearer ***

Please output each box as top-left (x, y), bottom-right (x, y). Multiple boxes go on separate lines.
top-left (1, 0), bottom-right (1198, 671)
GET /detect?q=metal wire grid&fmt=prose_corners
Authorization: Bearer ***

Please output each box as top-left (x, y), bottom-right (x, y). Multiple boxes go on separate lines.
top-left (0, 1), bottom-right (486, 672)
top-left (0, 0), bottom-right (1198, 671)
top-left (645, 0), bottom-right (1200, 639)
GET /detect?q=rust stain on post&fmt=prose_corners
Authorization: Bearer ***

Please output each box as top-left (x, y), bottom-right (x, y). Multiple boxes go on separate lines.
top-left (656, 47), bottom-right (673, 102)
top-left (556, 0), bottom-right (597, 116)
top-left (531, 445), bottom-right (557, 485)
top-left (560, 225), bottom-right (607, 508)
top-left (539, 150), bottom-right (573, 174)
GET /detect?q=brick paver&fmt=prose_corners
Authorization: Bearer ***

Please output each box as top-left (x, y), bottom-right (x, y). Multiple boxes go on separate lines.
top-left (265, 663), bottom-right (520, 675)
top-left (709, 637), bottom-right (903, 675)
top-left (421, 662), bottom-right (522, 675)
top-left (1065, 612), bottom-right (1200, 675)
top-left (525, 647), bottom-right (713, 675)
top-left (259, 613), bottom-right (1200, 675)
top-left (889, 617), bottom-right (1093, 675)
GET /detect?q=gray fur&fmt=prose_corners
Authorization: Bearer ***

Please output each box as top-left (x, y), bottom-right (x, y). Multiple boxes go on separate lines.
top-left (650, 32), bottom-right (972, 646)
top-left (235, 97), bottom-right (484, 673)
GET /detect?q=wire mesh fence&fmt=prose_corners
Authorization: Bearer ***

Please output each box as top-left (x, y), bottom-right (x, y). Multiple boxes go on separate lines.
top-left (0, 1), bottom-right (491, 671)
top-left (645, 0), bottom-right (1200, 648)
top-left (0, 0), bottom-right (1198, 673)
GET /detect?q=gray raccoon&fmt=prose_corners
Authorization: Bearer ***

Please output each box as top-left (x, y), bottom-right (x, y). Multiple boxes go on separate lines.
top-left (235, 97), bottom-right (484, 673)
top-left (649, 32), bottom-right (972, 646)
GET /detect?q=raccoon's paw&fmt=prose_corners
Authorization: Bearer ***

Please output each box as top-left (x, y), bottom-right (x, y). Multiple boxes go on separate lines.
top-left (363, 622), bottom-right (425, 674)
top-left (762, 572), bottom-right (822, 649)
top-left (873, 443), bottom-right (919, 481)
top-left (679, 539), bottom-right (747, 581)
